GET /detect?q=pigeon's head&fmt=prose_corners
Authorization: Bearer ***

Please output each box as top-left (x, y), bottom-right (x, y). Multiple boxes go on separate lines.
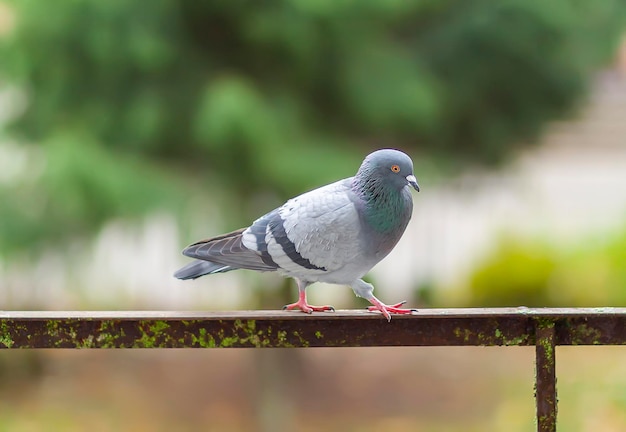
top-left (360, 149), bottom-right (420, 192)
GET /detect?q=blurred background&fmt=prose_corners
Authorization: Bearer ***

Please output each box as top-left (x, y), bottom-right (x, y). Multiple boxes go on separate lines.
top-left (1, 0), bottom-right (626, 430)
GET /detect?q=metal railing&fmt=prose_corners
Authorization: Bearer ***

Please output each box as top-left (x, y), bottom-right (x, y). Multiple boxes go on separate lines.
top-left (2, 307), bottom-right (626, 431)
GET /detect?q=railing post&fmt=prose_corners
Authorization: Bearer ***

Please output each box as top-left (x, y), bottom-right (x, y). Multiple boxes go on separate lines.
top-left (535, 320), bottom-right (557, 432)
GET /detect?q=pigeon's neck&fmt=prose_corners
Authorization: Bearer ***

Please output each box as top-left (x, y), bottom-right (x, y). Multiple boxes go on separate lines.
top-left (352, 174), bottom-right (409, 233)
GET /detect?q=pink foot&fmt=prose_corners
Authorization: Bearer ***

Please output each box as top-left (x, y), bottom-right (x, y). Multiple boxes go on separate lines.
top-left (283, 284), bottom-right (335, 314)
top-left (283, 301), bottom-right (335, 314)
top-left (367, 300), bottom-right (417, 321)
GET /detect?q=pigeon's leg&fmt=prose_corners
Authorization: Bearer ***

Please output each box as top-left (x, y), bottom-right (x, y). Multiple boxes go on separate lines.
top-left (351, 279), bottom-right (417, 322)
top-left (282, 279), bottom-right (335, 314)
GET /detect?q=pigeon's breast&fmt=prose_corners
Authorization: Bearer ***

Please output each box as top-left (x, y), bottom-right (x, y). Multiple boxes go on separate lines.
top-left (358, 186), bottom-right (413, 257)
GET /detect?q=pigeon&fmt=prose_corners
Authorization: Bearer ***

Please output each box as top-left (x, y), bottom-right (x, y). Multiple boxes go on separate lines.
top-left (174, 148), bottom-right (420, 321)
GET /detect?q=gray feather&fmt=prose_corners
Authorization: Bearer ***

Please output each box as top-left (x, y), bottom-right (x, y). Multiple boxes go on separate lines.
top-left (176, 228), bottom-right (277, 278)
top-left (174, 260), bottom-right (234, 280)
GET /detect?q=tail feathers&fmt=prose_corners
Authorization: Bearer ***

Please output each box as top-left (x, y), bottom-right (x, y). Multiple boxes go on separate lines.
top-left (181, 228), bottom-right (277, 272)
top-left (174, 260), bottom-right (234, 280)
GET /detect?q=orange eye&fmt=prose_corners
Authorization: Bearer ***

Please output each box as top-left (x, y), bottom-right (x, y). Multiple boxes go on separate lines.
top-left (391, 164), bottom-right (400, 173)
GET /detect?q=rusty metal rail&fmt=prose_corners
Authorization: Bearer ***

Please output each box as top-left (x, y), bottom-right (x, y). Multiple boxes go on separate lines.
top-left (2, 307), bottom-right (626, 431)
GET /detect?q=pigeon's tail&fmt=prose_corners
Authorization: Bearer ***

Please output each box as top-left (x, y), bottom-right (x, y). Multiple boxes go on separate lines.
top-left (175, 228), bottom-right (277, 280)
top-left (174, 260), bottom-right (234, 280)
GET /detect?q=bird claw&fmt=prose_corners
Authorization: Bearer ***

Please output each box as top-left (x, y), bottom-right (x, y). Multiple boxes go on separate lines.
top-left (366, 300), bottom-right (417, 321)
top-left (283, 302), bottom-right (335, 314)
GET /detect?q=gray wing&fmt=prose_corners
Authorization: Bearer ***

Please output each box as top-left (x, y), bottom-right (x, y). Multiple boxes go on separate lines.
top-left (242, 178), bottom-right (363, 278)
top-left (175, 178), bottom-right (362, 281)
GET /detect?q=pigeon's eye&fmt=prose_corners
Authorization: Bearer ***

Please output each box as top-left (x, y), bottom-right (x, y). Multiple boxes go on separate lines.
top-left (391, 165), bottom-right (400, 173)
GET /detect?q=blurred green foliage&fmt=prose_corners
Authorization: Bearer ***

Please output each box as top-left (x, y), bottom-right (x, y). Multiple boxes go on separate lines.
top-left (0, 0), bottom-right (625, 254)
top-left (467, 230), bottom-right (626, 307)
top-left (550, 231), bottom-right (626, 306)
top-left (468, 237), bottom-right (558, 307)
top-left (0, 131), bottom-right (187, 252)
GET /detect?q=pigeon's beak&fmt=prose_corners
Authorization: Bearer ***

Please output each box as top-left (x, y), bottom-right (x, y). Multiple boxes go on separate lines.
top-left (406, 174), bottom-right (420, 192)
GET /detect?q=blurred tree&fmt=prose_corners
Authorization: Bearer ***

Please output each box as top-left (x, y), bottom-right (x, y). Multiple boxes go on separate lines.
top-left (0, 0), bottom-right (625, 253)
